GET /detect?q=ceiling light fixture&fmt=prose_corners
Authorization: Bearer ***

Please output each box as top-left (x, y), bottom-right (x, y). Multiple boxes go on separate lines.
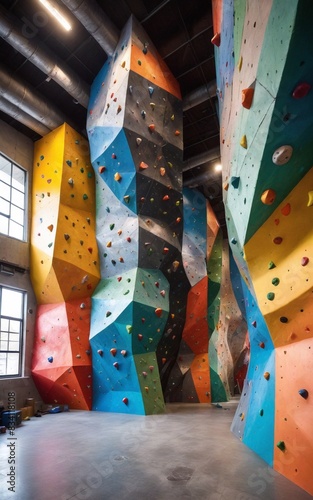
top-left (214, 163), bottom-right (222, 172)
top-left (39, 0), bottom-right (72, 31)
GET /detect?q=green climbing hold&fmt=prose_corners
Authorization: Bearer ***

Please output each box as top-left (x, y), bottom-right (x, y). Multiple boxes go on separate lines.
top-left (124, 195), bottom-right (130, 203)
top-left (109, 224), bottom-right (115, 230)
top-left (267, 292), bottom-right (275, 301)
top-left (276, 441), bottom-right (285, 451)
top-left (66, 160), bottom-right (72, 167)
top-left (126, 325), bottom-right (132, 334)
top-left (268, 261), bottom-right (276, 269)
top-left (83, 194), bottom-right (88, 200)
top-left (272, 277), bottom-right (280, 286)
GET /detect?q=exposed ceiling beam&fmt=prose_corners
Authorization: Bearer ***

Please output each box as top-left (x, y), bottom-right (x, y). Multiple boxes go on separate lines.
top-left (0, 5), bottom-right (90, 108)
top-left (0, 96), bottom-right (51, 136)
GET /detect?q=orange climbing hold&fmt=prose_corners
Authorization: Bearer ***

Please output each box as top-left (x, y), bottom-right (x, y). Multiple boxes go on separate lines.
top-left (241, 87), bottom-right (254, 109)
top-left (261, 189), bottom-right (276, 205)
top-left (281, 203), bottom-right (291, 216)
top-left (155, 307), bottom-right (163, 317)
top-left (139, 161), bottom-right (149, 169)
top-left (211, 32), bottom-right (221, 46)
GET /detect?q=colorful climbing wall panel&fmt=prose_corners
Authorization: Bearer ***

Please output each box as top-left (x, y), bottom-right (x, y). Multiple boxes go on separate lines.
top-left (215, 0), bottom-right (313, 494)
top-left (30, 123), bottom-right (100, 409)
top-left (87, 16), bottom-right (189, 414)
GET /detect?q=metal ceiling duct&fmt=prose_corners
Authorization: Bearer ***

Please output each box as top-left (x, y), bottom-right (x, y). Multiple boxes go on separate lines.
top-left (60, 0), bottom-right (119, 56)
top-left (0, 5), bottom-right (90, 108)
top-left (0, 64), bottom-right (67, 130)
top-left (183, 147), bottom-right (220, 172)
top-left (0, 96), bottom-right (51, 136)
top-left (182, 81), bottom-right (217, 111)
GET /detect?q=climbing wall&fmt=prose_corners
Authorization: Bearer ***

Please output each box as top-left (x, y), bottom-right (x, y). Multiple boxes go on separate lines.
top-left (87, 17), bottom-right (190, 415)
top-left (164, 188), bottom-right (210, 402)
top-left (31, 123), bottom-right (100, 410)
top-left (213, 0), bottom-right (313, 494)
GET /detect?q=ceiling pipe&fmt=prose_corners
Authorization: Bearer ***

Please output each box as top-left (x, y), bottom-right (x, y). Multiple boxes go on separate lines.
top-left (60, 0), bottom-right (120, 56)
top-left (0, 5), bottom-right (90, 108)
top-left (0, 96), bottom-right (51, 136)
top-left (0, 64), bottom-right (67, 130)
top-left (183, 81), bottom-right (217, 111)
top-left (183, 146), bottom-right (220, 172)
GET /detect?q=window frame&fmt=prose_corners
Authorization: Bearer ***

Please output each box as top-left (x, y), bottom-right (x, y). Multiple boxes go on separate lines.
top-left (0, 152), bottom-right (28, 242)
top-left (0, 284), bottom-right (27, 378)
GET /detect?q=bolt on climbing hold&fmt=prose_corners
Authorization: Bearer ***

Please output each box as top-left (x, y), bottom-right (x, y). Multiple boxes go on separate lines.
top-left (292, 82), bottom-right (311, 99)
top-left (113, 362), bottom-right (119, 369)
top-left (122, 397), bottom-right (128, 405)
top-left (280, 316), bottom-right (288, 323)
top-left (272, 277), bottom-right (280, 286)
top-left (272, 145), bottom-right (293, 165)
top-left (276, 441), bottom-right (285, 451)
top-left (121, 350), bottom-right (127, 356)
top-left (273, 237), bottom-right (283, 245)
top-left (148, 124), bottom-right (155, 132)
top-left (298, 389), bottom-right (309, 399)
top-left (301, 256), bottom-right (309, 266)
top-left (259, 342), bottom-right (265, 348)
top-left (268, 261), bottom-right (276, 269)
top-left (261, 189), bottom-right (276, 205)
top-left (211, 32), bottom-right (221, 46)
top-left (259, 409), bottom-right (264, 416)
top-left (97, 350), bottom-right (103, 356)
top-left (263, 372), bottom-right (270, 380)
top-left (114, 172), bottom-right (122, 181)
top-left (307, 191), bottom-right (313, 207)
top-left (281, 203), bottom-right (291, 216)
top-left (48, 356), bottom-right (53, 363)
top-left (230, 176), bottom-right (240, 188)
top-left (240, 135), bottom-right (247, 148)
top-left (267, 292), bottom-right (275, 301)
top-left (241, 87), bottom-right (254, 109)
top-left (110, 348), bottom-right (117, 356)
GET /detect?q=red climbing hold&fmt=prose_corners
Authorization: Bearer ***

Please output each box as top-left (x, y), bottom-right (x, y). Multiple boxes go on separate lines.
top-left (110, 348), bottom-right (117, 356)
top-left (301, 256), bottom-right (309, 266)
top-left (148, 124), bottom-right (155, 132)
top-left (112, 153), bottom-right (117, 159)
top-left (273, 236), bottom-right (283, 245)
top-left (211, 32), bottom-right (221, 46)
top-left (155, 308), bottom-right (163, 317)
top-left (163, 195), bottom-right (170, 201)
top-left (98, 166), bottom-right (106, 173)
top-left (292, 82), bottom-right (311, 99)
top-left (241, 87), bottom-right (254, 109)
top-left (138, 334), bottom-right (143, 341)
top-left (281, 203), bottom-right (291, 216)
top-left (122, 397), bottom-right (128, 405)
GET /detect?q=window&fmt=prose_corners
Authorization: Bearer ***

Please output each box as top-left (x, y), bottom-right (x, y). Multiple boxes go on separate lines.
top-left (0, 286), bottom-right (26, 377)
top-left (0, 153), bottom-right (27, 241)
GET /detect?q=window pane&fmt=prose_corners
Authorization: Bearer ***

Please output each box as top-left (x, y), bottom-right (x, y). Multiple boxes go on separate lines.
top-left (0, 157), bottom-right (11, 182)
top-left (9, 220), bottom-right (24, 240)
top-left (10, 205), bottom-right (24, 225)
top-left (0, 353), bottom-right (7, 376)
top-left (6, 352), bottom-right (19, 376)
top-left (9, 320), bottom-right (21, 333)
top-left (0, 215), bottom-right (9, 235)
top-left (12, 165), bottom-right (25, 192)
top-left (0, 196), bottom-right (10, 216)
top-left (0, 181), bottom-right (10, 201)
top-left (11, 189), bottom-right (25, 209)
top-left (1, 289), bottom-right (23, 318)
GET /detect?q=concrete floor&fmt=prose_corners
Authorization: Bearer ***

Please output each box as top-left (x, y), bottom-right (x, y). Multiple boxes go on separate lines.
top-left (0, 400), bottom-right (311, 500)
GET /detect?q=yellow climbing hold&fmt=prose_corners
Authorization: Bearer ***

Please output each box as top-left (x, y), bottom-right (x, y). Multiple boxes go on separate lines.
top-left (238, 55), bottom-right (243, 71)
top-left (307, 191), bottom-right (313, 207)
top-left (240, 135), bottom-right (247, 148)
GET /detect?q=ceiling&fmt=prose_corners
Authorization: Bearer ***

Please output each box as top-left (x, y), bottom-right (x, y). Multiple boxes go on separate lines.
top-left (0, 0), bottom-right (225, 232)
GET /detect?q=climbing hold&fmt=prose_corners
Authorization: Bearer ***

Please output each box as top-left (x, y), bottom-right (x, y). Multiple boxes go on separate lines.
top-left (259, 409), bottom-right (264, 416)
top-left (251, 320), bottom-right (257, 328)
top-left (80, 303), bottom-right (86, 309)
top-left (47, 224), bottom-right (54, 232)
top-left (113, 362), bottom-right (119, 369)
top-left (230, 176), bottom-right (240, 189)
top-left (170, 114), bottom-right (175, 121)
top-left (123, 195), bottom-right (130, 203)
top-left (129, 85), bottom-right (133, 94)
top-left (273, 237), bottom-right (283, 245)
top-left (68, 178), bottom-right (74, 186)
top-left (267, 292), bottom-right (275, 301)
top-left (97, 349), bottom-right (103, 356)
top-left (122, 397), bottom-right (128, 405)
top-left (307, 191), bottom-right (313, 207)
top-left (211, 32), bottom-right (221, 46)
top-left (41, 336), bottom-right (46, 342)
top-left (301, 256), bottom-right (309, 266)
top-left (136, 138), bottom-right (142, 146)
top-left (276, 441), bottom-right (285, 451)
top-left (149, 101), bottom-right (155, 110)
top-left (98, 166), bottom-right (105, 174)
top-left (138, 334), bottom-right (143, 341)
top-left (148, 124), bottom-right (155, 133)
top-left (281, 203), bottom-right (291, 216)
top-left (142, 371), bottom-right (147, 378)
top-left (155, 308), bottom-right (163, 317)
top-left (126, 325), bottom-right (132, 334)
top-left (223, 181), bottom-right (229, 191)
top-left (272, 145), bottom-right (293, 165)
top-left (298, 389), bottom-right (309, 399)
top-left (163, 247), bottom-right (169, 254)
top-left (141, 110), bottom-right (146, 119)
top-left (292, 82), bottom-right (311, 99)
top-left (241, 87), bottom-right (254, 109)
top-left (126, 237), bottom-right (131, 243)
top-left (160, 167), bottom-right (166, 176)
top-left (240, 135), bottom-right (247, 148)
top-left (149, 365), bottom-right (154, 372)
top-left (110, 348), bottom-right (117, 357)
top-left (48, 356), bottom-right (53, 363)
top-left (272, 277), bottom-right (280, 286)
top-left (112, 153), bottom-right (117, 159)
top-left (238, 55), bottom-right (243, 71)
top-left (264, 372), bottom-right (270, 380)
top-left (106, 241), bottom-right (112, 248)
top-left (76, 354), bottom-right (81, 359)
top-left (261, 189), bottom-right (276, 205)
top-left (230, 237), bottom-right (237, 245)
top-left (174, 130), bottom-right (181, 136)
top-left (172, 260), bottom-right (180, 271)
top-left (121, 350), bottom-right (127, 357)
top-left (259, 342), bottom-right (265, 348)
top-left (64, 233), bottom-right (70, 241)
top-left (148, 86), bottom-right (154, 96)
top-left (139, 161), bottom-right (149, 169)
top-left (114, 172), bottom-right (122, 181)
top-left (106, 311), bottom-right (112, 317)
top-left (66, 160), bottom-right (72, 167)
top-left (280, 316), bottom-right (288, 323)
top-left (162, 357), bottom-right (167, 364)
top-left (142, 44), bottom-right (148, 54)
top-left (268, 261), bottom-right (276, 269)
top-left (163, 195), bottom-right (170, 201)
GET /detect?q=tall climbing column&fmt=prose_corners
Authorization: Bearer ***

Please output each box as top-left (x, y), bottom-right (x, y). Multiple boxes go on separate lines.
top-left (30, 124), bottom-right (100, 410)
top-left (87, 17), bottom-right (190, 415)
